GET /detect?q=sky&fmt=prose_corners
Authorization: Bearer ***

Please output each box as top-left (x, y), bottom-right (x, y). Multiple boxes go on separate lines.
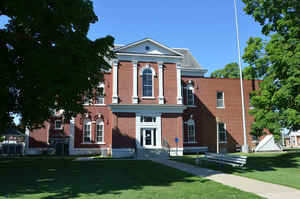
top-left (88, 0), bottom-right (265, 75)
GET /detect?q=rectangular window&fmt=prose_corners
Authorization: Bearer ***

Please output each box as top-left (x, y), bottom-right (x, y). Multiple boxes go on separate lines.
top-left (187, 89), bottom-right (194, 105)
top-left (96, 124), bottom-right (104, 143)
top-left (83, 123), bottom-right (91, 142)
top-left (84, 96), bottom-right (91, 105)
top-left (217, 91), bottom-right (224, 108)
top-left (95, 87), bottom-right (105, 105)
top-left (188, 124), bottom-right (195, 143)
top-left (54, 120), bottom-right (62, 130)
top-left (218, 123), bottom-right (226, 143)
top-left (140, 116), bottom-right (156, 123)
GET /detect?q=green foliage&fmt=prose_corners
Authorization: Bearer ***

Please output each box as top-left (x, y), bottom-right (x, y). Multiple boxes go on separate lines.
top-left (210, 62), bottom-right (240, 78)
top-left (242, 37), bottom-right (269, 80)
top-left (0, 0), bottom-right (114, 132)
top-left (243, 0), bottom-right (300, 137)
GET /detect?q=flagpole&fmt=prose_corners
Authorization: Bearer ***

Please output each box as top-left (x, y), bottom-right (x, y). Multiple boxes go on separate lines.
top-left (233, 0), bottom-right (248, 153)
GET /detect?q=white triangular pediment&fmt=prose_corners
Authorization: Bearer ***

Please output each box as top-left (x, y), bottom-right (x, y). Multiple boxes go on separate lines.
top-left (115, 39), bottom-right (183, 57)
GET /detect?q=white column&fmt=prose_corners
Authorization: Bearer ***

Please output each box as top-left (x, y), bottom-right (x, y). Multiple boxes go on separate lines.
top-left (112, 59), bottom-right (119, 104)
top-left (176, 63), bottom-right (183, 104)
top-left (158, 61), bottom-right (164, 104)
top-left (132, 60), bottom-right (138, 104)
top-left (69, 117), bottom-right (75, 154)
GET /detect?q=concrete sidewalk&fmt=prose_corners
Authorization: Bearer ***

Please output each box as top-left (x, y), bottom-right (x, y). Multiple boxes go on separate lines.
top-left (152, 158), bottom-right (300, 199)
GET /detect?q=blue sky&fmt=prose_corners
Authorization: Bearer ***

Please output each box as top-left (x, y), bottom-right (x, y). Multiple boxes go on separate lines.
top-left (88, 0), bottom-right (265, 75)
top-left (0, 0), bottom-right (265, 75)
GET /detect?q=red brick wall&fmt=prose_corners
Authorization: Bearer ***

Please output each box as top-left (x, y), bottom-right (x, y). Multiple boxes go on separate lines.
top-left (29, 122), bottom-right (50, 148)
top-left (182, 77), bottom-right (261, 152)
top-left (118, 61), bottom-right (133, 104)
top-left (163, 63), bottom-right (177, 104)
top-left (112, 112), bottom-right (136, 148)
top-left (74, 72), bottom-right (113, 149)
top-left (161, 113), bottom-right (183, 148)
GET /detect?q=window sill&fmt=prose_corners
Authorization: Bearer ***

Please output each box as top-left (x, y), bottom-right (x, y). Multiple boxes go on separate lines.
top-left (219, 141), bottom-right (227, 144)
top-left (81, 142), bottom-right (94, 145)
top-left (95, 142), bottom-right (106, 145)
top-left (187, 105), bottom-right (197, 108)
top-left (54, 128), bottom-right (63, 130)
top-left (94, 104), bottom-right (106, 106)
top-left (142, 96), bottom-right (155, 99)
top-left (184, 142), bottom-right (197, 144)
top-left (216, 107), bottom-right (225, 109)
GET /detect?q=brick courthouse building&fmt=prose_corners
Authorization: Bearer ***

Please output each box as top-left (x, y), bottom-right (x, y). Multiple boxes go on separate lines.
top-left (27, 39), bottom-right (260, 157)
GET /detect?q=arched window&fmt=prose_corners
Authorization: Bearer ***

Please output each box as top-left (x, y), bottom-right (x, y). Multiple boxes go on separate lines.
top-left (184, 119), bottom-right (195, 144)
top-left (142, 67), bottom-right (154, 97)
top-left (83, 119), bottom-right (91, 142)
top-left (96, 119), bottom-right (104, 143)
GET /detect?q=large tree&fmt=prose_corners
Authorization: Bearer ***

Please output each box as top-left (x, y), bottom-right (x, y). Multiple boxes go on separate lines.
top-left (210, 62), bottom-right (240, 78)
top-left (0, 0), bottom-right (114, 132)
top-left (243, 0), bottom-right (300, 138)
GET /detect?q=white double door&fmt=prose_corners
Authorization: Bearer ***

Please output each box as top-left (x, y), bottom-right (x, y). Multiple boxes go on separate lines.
top-left (142, 128), bottom-right (156, 148)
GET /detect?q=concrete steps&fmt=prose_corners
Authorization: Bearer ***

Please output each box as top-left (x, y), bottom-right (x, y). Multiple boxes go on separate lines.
top-left (136, 148), bottom-right (169, 160)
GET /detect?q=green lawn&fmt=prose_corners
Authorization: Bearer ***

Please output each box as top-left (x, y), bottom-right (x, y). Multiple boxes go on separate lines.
top-left (172, 152), bottom-right (300, 190)
top-left (0, 156), bottom-right (263, 199)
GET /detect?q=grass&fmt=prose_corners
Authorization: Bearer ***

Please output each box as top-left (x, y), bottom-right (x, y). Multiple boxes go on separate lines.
top-left (172, 152), bottom-right (300, 190)
top-left (0, 156), bottom-right (264, 199)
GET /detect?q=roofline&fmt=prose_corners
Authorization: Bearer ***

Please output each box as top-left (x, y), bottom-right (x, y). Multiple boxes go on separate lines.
top-left (114, 38), bottom-right (184, 57)
top-left (116, 52), bottom-right (184, 59)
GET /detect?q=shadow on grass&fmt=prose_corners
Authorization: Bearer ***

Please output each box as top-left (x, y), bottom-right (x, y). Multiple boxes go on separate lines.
top-left (0, 158), bottom-right (208, 199)
top-left (173, 152), bottom-right (300, 174)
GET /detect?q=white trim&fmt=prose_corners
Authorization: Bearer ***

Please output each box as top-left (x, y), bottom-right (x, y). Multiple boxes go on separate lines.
top-left (142, 96), bottom-right (155, 100)
top-left (216, 91), bottom-right (225, 108)
top-left (83, 119), bottom-right (92, 143)
top-left (95, 82), bottom-right (105, 105)
top-left (114, 38), bottom-right (184, 57)
top-left (176, 63), bottom-right (183, 104)
top-left (186, 84), bottom-right (194, 105)
top-left (181, 69), bottom-right (207, 77)
top-left (54, 119), bottom-right (63, 130)
top-left (141, 65), bottom-right (155, 98)
top-left (185, 119), bottom-right (196, 144)
top-left (158, 61), bottom-right (164, 104)
top-left (109, 104), bottom-right (186, 113)
top-left (95, 118), bottom-right (104, 143)
top-left (69, 117), bottom-right (75, 152)
top-left (112, 59), bottom-right (118, 104)
top-left (116, 53), bottom-right (183, 59)
top-left (132, 60), bottom-right (138, 104)
top-left (118, 55), bottom-right (182, 64)
top-left (136, 114), bottom-right (162, 149)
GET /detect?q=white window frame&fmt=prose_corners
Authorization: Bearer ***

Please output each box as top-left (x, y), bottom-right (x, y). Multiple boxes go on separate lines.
top-left (140, 65), bottom-right (156, 99)
top-left (83, 92), bottom-right (92, 106)
top-left (54, 119), bottom-right (63, 130)
top-left (95, 82), bottom-right (105, 105)
top-left (216, 91), bottom-right (225, 108)
top-left (186, 84), bottom-right (194, 105)
top-left (96, 119), bottom-right (104, 144)
top-left (218, 122), bottom-right (226, 143)
top-left (184, 119), bottom-right (196, 144)
top-left (83, 119), bottom-right (91, 143)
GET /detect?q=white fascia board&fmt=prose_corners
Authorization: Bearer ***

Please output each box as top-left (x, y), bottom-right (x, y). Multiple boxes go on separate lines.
top-left (114, 38), bottom-right (183, 57)
top-left (181, 69), bottom-right (208, 77)
top-left (116, 52), bottom-right (183, 59)
top-left (117, 55), bottom-right (182, 63)
top-left (109, 104), bottom-right (186, 113)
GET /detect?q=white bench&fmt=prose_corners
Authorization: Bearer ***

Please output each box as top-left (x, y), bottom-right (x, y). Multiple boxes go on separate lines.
top-left (197, 152), bottom-right (247, 167)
